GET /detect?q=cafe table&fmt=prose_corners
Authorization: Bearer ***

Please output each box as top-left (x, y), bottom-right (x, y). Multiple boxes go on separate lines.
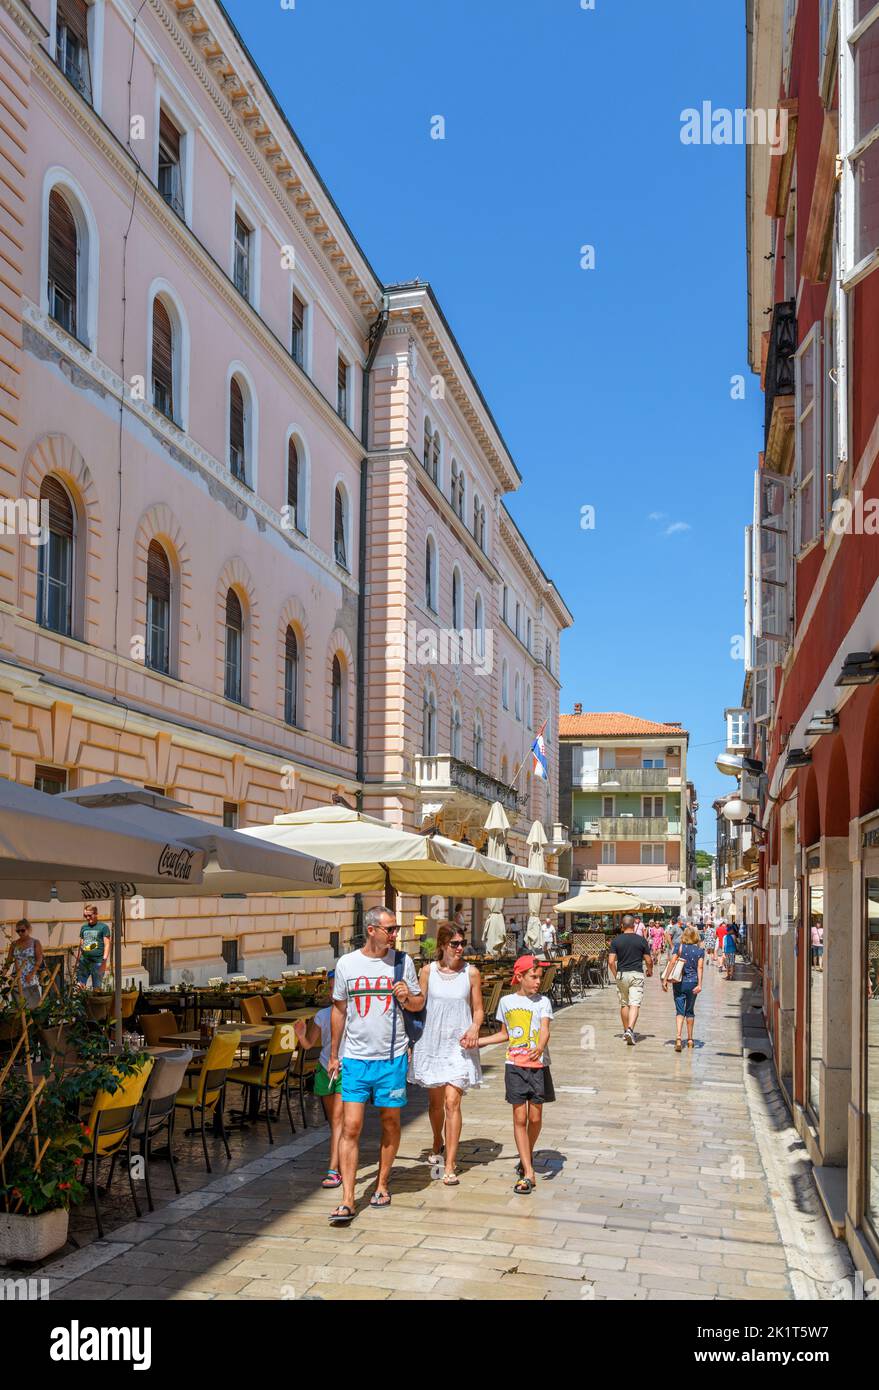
top-left (162, 1026), bottom-right (275, 1125)
top-left (263, 1007), bottom-right (319, 1024)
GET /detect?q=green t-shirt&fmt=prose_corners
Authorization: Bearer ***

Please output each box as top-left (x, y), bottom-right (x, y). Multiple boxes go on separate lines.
top-left (80, 921), bottom-right (110, 956)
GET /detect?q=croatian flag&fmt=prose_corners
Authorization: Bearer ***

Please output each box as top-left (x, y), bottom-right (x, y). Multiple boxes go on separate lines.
top-left (531, 728), bottom-right (548, 781)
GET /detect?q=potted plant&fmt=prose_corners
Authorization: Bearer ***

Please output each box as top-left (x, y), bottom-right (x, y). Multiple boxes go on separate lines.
top-left (0, 981), bottom-right (147, 1262)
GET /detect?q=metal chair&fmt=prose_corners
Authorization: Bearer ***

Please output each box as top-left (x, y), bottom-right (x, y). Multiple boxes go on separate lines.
top-left (81, 1059), bottom-right (155, 1238)
top-left (227, 1024), bottom-right (297, 1142)
top-left (173, 1030), bottom-right (241, 1172)
top-left (292, 1040), bottom-right (321, 1127)
top-left (133, 1048), bottom-right (193, 1210)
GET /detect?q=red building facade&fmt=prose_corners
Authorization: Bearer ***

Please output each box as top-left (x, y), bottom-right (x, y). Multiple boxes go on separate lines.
top-left (745, 0), bottom-right (879, 1279)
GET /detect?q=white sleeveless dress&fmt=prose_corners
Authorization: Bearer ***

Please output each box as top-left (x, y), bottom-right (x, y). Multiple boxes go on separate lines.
top-left (410, 961), bottom-right (482, 1091)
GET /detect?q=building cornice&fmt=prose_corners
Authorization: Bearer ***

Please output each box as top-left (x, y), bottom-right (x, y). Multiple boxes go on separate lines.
top-left (24, 305), bottom-right (360, 598)
top-left (499, 507), bottom-right (574, 628)
top-left (148, 0), bottom-right (381, 320)
top-left (1, 0), bottom-right (48, 42)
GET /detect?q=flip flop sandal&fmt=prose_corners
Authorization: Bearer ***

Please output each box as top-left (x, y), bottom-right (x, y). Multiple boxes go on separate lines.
top-left (442, 1172), bottom-right (460, 1186)
top-left (514, 1178), bottom-right (534, 1195)
top-left (321, 1170), bottom-right (342, 1188)
top-left (515, 1160), bottom-right (525, 1178)
top-left (427, 1147), bottom-right (444, 1164)
top-left (328, 1204), bottom-right (355, 1225)
top-left (369, 1191), bottom-right (392, 1207)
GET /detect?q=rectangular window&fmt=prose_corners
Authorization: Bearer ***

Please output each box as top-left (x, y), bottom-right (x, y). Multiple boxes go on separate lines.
top-left (601, 842), bottom-right (616, 865)
top-left (754, 469), bottom-right (792, 644)
top-left (642, 796), bottom-right (665, 818)
top-left (281, 934), bottom-right (298, 966)
top-left (726, 708), bottom-right (750, 749)
top-left (157, 109), bottom-right (184, 218)
top-left (842, 4), bottom-right (879, 275)
top-left (56, 0), bottom-right (92, 103)
top-left (223, 802), bottom-right (239, 829)
top-left (34, 765), bottom-right (67, 795)
top-left (640, 843), bottom-right (666, 865)
top-left (602, 796), bottom-right (615, 817)
top-left (642, 757), bottom-right (665, 769)
top-left (795, 327), bottom-right (820, 550)
top-left (291, 292), bottom-right (306, 367)
top-left (329, 930), bottom-right (340, 958)
top-left (337, 354), bottom-right (349, 422)
top-left (141, 945), bottom-right (164, 986)
top-left (233, 213), bottom-right (251, 299)
top-left (221, 939), bottom-right (239, 973)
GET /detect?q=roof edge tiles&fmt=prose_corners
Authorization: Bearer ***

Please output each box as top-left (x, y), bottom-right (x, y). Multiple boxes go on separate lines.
top-left (559, 713), bottom-right (689, 738)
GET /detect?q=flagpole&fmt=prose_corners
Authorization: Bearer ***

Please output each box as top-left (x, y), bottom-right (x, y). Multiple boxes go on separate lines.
top-left (507, 718), bottom-right (548, 794)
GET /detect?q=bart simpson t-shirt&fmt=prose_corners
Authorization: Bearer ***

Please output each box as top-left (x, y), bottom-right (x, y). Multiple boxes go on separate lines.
top-left (497, 992), bottom-right (553, 1068)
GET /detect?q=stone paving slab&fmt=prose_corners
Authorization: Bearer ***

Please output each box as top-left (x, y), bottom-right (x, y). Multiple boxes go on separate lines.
top-left (37, 960), bottom-right (847, 1302)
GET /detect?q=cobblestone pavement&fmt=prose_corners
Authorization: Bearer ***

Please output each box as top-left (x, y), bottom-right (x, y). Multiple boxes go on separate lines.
top-left (37, 958), bottom-right (851, 1301)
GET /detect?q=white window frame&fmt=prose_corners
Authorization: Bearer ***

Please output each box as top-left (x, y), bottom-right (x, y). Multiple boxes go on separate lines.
top-left (514, 673), bottom-right (521, 722)
top-left (51, 0), bottom-right (105, 114)
top-left (231, 198), bottom-right (260, 310)
top-left (501, 659), bottom-right (509, 710)
top-left (226, 362), bottom-right (258, 491)
top-left (41, 168), bottom-right (100, 352)
top-left (289, 282), bottom-right (312, 375)
top-left (146, 278), bottom-right (190, 432)
top-left (754, 467), bottom-right (792, 644)
top-left (840, 0), bottom-right (879, 286)
top-left (452, 566), bottom-right (463, 633)
top-left (425, 532), bottom-right (438, 614)
top-left (602, 795), bottom-right (615, 817)
top-left (336, 350), bottom-right (352, 427)
top-left (794, 324), bottom-right (821, 552)
top-left (601, 842), bottom-right (616, 866)
top-left (284, 426), bottom-right (310, 537)
top-left (642, 795), bottom-right (665, 818)
top-left (154, 86), bottom-right (194, 227)
top-left (640, 842), bottom-right (666, 866)
top-left (333, 478), bottom-right (351, 572)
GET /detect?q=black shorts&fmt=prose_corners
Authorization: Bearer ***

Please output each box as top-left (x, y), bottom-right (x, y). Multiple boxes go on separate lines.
top-left (504, 1064), bottom-right (555, 1106)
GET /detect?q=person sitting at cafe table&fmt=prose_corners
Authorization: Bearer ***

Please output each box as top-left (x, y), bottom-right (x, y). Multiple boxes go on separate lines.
top-left (74, 903), bottom-right (111, 989)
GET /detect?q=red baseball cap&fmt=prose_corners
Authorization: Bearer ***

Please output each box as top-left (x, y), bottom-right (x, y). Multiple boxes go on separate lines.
top-left (512, 954), bottom-right (544, 978)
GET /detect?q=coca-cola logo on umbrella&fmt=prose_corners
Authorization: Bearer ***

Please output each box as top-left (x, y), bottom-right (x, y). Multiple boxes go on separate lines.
top-left (158, 845), bottom-right (197, 880)
top-left (312, 860), bottom-right (336, 885)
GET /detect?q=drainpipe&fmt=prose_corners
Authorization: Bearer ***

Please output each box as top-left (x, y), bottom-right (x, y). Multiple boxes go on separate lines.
top-left (352, 298), bottom-right (389, 945)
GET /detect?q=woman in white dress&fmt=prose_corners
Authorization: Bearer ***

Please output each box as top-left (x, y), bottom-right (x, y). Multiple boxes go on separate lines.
top-left (411, 922), bottom-right (483, 1185)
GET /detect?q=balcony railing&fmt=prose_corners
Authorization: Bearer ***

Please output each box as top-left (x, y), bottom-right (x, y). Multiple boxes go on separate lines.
top-left (764, 299), bottom-right (797, 440)
top-left (414, 755), bottom-right (521, 816)
top-left (597, 768), bottom-right (673, 789)
top-left (573, 818), bottom-right (682, 841)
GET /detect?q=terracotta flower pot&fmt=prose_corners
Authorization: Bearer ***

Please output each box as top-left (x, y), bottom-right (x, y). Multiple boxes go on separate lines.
top-left (0, 1207), bottom-right (69, 1262)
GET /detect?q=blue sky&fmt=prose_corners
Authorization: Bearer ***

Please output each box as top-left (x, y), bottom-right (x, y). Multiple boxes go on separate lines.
top-left (223, 0), bottom-right (762, 851)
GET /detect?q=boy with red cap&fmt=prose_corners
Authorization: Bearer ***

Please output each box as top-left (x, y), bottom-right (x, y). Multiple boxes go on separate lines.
top-left (474, 954), bottom-right (553, 1194)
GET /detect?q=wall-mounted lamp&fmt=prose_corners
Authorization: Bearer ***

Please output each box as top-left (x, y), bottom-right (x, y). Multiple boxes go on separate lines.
top-left (784, 747), bottom-right (812, 770)
top-left (835, 651), bottom-right (879, 686)
top-left (805, 710), bottom-right (839, 737)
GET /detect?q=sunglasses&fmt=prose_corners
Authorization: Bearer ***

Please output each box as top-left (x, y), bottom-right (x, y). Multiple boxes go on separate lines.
top-left (15, 927), bottom-right (27, 934)
top-left (449, 940), bottom-right (466, 948)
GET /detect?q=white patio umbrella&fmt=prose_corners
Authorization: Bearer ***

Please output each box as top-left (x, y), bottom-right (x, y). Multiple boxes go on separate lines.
top-left (0, 778), bottom-right (208, 1047)
top-left (483, 802), bottom-right (510, 956)
top-left (57, 780), bottom-right (341, 1045)
top-left (525, 820), bottom-right (548, 949)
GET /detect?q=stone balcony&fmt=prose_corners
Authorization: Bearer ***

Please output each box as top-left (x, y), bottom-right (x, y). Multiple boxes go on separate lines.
top-left (414, 754), bottom-right (522, 820)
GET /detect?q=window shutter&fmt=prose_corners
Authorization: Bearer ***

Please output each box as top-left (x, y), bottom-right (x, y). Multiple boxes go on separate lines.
top-left (159, 109), bottom-right (181, 163)
top-left (146, 541), bottom-right (170, 603)
top-left (287, 438), bottom-right (299, 511)
top-left (151, 299), bottom-right (174, 414)
top-left (226, 588), bottom-right (242, 629)
top-left (58, 0), bottom-right (88, 45)
top-left (230, 379), bottom-right (245, 460)
top-left (48, 190), bottom-right (78, 310)
top-left (285, 626), bottom-right (298, 665)
top-left (40, 476), bottom-right (74, 537)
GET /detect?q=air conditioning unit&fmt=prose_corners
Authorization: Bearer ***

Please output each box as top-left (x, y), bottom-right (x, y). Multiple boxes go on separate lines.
top-left (666, 746), bottom-right (677, 755)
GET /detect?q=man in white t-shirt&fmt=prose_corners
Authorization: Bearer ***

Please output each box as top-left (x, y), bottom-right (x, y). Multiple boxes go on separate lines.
top-left (541, 916), bottom-right (556, 950)
top-left (327, 906), bottom-right (423, 1224)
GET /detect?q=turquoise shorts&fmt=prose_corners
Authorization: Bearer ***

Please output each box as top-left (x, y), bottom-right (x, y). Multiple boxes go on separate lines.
top-left (341, 1054), bottom-right (408, 1108)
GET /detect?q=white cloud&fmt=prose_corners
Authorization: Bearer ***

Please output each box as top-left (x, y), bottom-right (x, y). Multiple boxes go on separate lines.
top-left (648, 511), bottom-right (667, 522)
top-left (664, 521), bottom-right (691, 536)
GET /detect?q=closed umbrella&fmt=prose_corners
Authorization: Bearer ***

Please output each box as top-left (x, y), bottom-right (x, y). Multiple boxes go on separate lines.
top-left (483, 802), bottom-right (511, 956)
top-left (525, 821), bottom-right (548, 949)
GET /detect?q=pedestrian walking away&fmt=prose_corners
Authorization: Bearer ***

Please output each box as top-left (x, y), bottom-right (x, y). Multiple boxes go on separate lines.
top-left (477, 954), bottom-right (554, 1193)
top-left (293, 971), bottom-right (345, 1189)
top-left (410, 922), bottom-right (483, 1185)
top-left (723, 921), bottom-right (738, 980)
top-left (662, 925), bottom-right (705, 1050)
top-left (5, 918), bottom-right (43, 1007)
top-left (608, 913), bottom-right (654, 1045)
top-left (326, 907), bottom-right (424, 1224)
top-left (74, 904), bottom-right (110, 989)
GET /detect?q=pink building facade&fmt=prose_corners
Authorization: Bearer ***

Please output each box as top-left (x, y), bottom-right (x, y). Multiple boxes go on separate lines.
top-left (0, 0), bottom-right (571, 980)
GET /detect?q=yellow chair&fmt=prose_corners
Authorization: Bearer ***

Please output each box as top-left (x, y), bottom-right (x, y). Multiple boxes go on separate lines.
top-left (173, 1029), bottom-right (240, 1172)
top-left (239, 995), bottom-right (266, 1025)
top-left (293, 1038), bottom-right (322, 1127)
top-left (141, 1010), bottom-right (179, 1047)
top-left (263, 992), bottom-right (287, 1016)
top-left (82, 1059), bottom-right (155, 1238)
top-left (227, 1024), bottom-right (297, 1143)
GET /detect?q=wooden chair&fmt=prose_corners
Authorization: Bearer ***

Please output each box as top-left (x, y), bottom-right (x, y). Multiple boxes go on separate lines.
top-left (227, 1024), bottom-right (297, 1142)
top-left (174, 1030), bottom-right (241, 1172)
top-left (142, 1011), bottom-right (179, 1047)
top-left (263, 992), bottom-right (287, 1017)
top-left (540, 964), bottom-right (557, 999)
top-left (82, 1059), bottom-right (155, 1238)
top-left (480, 979), bottom-right (503, 1030)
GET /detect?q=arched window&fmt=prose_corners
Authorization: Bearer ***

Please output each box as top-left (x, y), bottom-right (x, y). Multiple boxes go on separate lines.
top-left (151, 298), bottom-right (175, 421)
top-left (450, 459), bottom-right (459, 514)
top-left (501, 660), bottom-right (509, 709)
top-left (502, 586), bottom-right (508, 623)
top-left (145, 540), bottom-right (171, 675)
top-left (224, 588), bottom-right (243, 703)
top-left (331, 655), bottom-right (344, 744)
top-left (334, 485), bottom-right (349, 570)
top-left (473, 712), bottom-right (484, 771)
top-left (229, 377), bottom-right (247, 483)
top-left (431, 429), bottom-right (440, 485)
top-left (526, 682), bottom-right (532, 729)
top-left (47, 188), bottom-right (79, 338)
top-left (474, 592), bottom-right (484, 658)
top-left (452, 567), bottom-right (462, 632)
top-left (422, 684), bottom-right (437, 756)
top-left (37, 476), bottom-right (74, 635)
top-left (423, 416), bottom-right (432, 470)
top-left (514, 673), bottom-right (521, 721)
top-left (450, 699), bottom-right (462, 760)
top-left (456, 467), bottom-right (465, 521)
top-left (284, 625), bottom-right (299, 725)
top-left (526, 616), bottom-right (532, 652)
top-left (473, 494), bottom-right (486, 550)
top-left (425, 535), bottom-right (437, 611)
top-left (287, 437), bottom-right (306, 535)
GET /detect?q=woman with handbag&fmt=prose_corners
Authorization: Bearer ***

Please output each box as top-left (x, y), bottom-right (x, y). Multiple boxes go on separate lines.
top-left (662, 924), bottom-right (705, 1052)
top-left (410, 922), bottom-right (483, 1185)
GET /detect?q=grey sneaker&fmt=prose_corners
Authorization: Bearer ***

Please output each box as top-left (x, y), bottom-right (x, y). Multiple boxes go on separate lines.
top-left (625, 1028), bottom-right (635, 1046)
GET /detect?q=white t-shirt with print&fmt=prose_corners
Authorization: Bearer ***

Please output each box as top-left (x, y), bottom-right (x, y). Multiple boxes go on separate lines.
top-left (332, 949), bottom-right (422, 1060)
top-left (497, 991), bottom-right (553, 1068)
